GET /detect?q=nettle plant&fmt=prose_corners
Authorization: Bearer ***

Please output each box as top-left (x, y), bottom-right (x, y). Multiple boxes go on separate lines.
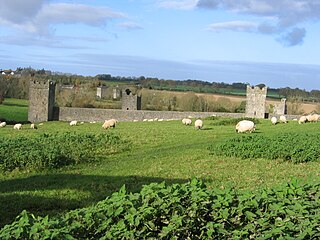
top-left (0, 179), bottom-right (319, 239)
top-left (209, 133), bottom-right (320, 163)
top-left (0, 132), bottom-right (131, 172)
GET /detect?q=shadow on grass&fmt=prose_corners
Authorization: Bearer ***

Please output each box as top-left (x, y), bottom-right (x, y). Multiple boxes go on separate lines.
top-left (0, 174), bottom-right (199, 228)
top-left (2, 102), bottom-right (28, 108)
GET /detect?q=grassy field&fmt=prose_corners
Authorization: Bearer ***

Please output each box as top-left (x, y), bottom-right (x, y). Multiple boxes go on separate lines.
top-left (0, 98), bottom-right (29, 122)
top-left (0, 99), bottom-right (319, 228)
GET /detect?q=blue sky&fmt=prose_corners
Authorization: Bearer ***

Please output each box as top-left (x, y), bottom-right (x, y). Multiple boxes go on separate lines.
top-left (0, 0), bottom-right (320, 90)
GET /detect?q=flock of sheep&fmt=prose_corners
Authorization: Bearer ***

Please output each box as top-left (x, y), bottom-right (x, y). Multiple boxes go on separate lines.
top-left (1, 113), bottom-right (319, 133)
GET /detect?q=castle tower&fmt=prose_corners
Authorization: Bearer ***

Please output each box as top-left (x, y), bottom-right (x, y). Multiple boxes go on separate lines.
top-left (121, 88), bottom-right (141, 110)
top-left (28, 80), bottom-right (56, 122)
top-left (96, 86), bottom-right (108, 99)
top-left (245, 85), bottom-right (267, 118)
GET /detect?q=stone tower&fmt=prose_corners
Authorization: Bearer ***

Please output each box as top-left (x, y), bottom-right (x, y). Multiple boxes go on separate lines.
top-left (96, 86), bottom-right (108, 99)
top-left (121, 89), bottom-right (141, 110)
top-left (273, 98), bottom-right (287, 115)
top-left (28, 80), bottom-right (56, 122)
top-left (245, 85), bottom-right (267, 118)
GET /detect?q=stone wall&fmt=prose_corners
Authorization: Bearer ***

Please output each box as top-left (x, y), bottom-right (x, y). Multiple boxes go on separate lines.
top-left (96, 86), bottom-right (108, 99)
top-left (56, 107), bottom-right (245, 122)
top-left (121, 89), bottom-right (141, 110)
top-left (28, 80), bottom-right (56, 122)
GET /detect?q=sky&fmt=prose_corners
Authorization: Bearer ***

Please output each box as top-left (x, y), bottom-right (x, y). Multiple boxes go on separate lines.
top-left (0, 0), bottom-right (320, 90)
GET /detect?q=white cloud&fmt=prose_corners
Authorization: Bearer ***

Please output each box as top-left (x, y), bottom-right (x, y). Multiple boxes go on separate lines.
top-left (118, 22), bottom-right (143, 30)
top-left (207, 21), bottom-right (258, 32)
top-left (197, 0), bottom-right (320, 46)
top-left (0, 1), bottom-right (126, 35)
top-left (156, 0), bottom-right (198, 10)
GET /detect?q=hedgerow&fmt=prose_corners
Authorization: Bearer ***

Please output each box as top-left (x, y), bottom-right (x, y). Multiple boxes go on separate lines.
top-left (0, 132), bottom-right (131, 172)
top-left (209, 133), bottom-right (320, 163)
top-left (0, 179), bottom-right (319, 239)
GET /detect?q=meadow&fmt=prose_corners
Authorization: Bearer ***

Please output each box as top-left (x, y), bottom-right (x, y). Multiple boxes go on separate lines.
top-left (0, 99), bottom-right (319, 238)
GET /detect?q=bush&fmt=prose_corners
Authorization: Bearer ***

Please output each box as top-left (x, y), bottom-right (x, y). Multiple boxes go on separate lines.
top-left (0, 179), bottom-right (319, 239)
top-left (209, 133), bottom-right (320, 163)
top-left (0, 132), bottom-right (131, 172)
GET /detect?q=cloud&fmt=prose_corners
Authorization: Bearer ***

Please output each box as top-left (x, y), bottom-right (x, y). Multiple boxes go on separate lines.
top-left (207, 21), bottom-right (258, 32)
top-left (156, 0), bottom-right (198, 10)
top-left (0, 1), bottom-right (126, 35)
top-left (278, 27), bottom-right (306, 47)
top-left (118, 22), bottom-right (143, 30)
top-left (196, 0), bottom-right (320, 46)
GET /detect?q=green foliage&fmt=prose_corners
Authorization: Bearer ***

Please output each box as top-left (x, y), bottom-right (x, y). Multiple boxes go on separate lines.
top-left (0, 98), bottom-right (28, 122)
top-left (209, 133), bottom-right (320, 163)
top-left (0, 132), bottom-right (131, 172)
top-left (1, 179), bottom-right (319, 239)
top-left (206, 117), bottom-right (260, 126)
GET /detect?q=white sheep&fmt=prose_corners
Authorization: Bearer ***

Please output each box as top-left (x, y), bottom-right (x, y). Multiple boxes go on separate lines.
top-left (0, 122), bottom-right (6, 128)
top-left (102, 119), bottom-right (118, 129)
top-left (70, 120), bottom-right (77, 126)
top-left (307, 114), bottom-right (319, 123)
top-left (279, 115), bottom-right (287, 123)
top-left (194, 119), bottom-right (203, 130)
top-left (298, 116), bottom-right (307, 124)
top-left (236, 120), bottom-right (255, 133)
top-left (182, 118), bottom-right (192, 125)
top-left (30, 123), bottom-right (37, 129)
top-left (271, 116), bottom-right (277, 125)
top-left (13, 123), bottom-right (22, 130)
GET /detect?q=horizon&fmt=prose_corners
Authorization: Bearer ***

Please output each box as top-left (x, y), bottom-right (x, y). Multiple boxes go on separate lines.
top-left (1, 0), bottom-right (320, 91)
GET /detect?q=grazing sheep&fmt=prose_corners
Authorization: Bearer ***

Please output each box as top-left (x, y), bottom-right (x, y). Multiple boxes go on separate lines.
top-left (236, 120), bottom-right (255, 133)
top-left (182, 118), bottom-right (192, 125)
top-left (271, 116), bottom-right (277, 125)
top-left (39, 123), bottom-right (44, 126)
top-left (307, 114), bottom-right (319, 123)
top-left (30, 123), bottom-right (37, 129)
top-left (102, 119), bottom-right (118, 129)
top-left (133, 120), bottom-right (139, 122)
top-left (158, 119), bottom-right (164, 122)
top-left (143, 119), bottom-right (148, 122)
top-left (194, 119), bottom-right (203, 130)
top-left (279, 115), bottom-right (287, 123)
top-left (13, 123), bottom-right (22, 130)
top-left (0, 122), bottom-right (6, 128)
top-left (298, 116), bottom-right (307, 124)
top-left (70, 120), bottom-right (77, 126)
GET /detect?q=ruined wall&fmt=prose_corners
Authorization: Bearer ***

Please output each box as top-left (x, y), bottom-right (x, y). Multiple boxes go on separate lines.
top-left (28, 80), bottom-right (56, 122)
top-left (96, 86), bottom-right (108, 99)
top-left (273, 98), bottom-right (287, 115)
top-left (56, 107), bottom-right (245, 122)
top-left (245, 85), bottom-right (267, 118)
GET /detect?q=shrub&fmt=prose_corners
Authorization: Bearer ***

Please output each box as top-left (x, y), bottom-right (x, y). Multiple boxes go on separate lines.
top-left (0, 179), bottom-right (319, 239)
top-left (0, 132), bottom-right (131, 172)
top-left (209, 133), bottom-right (320, 163)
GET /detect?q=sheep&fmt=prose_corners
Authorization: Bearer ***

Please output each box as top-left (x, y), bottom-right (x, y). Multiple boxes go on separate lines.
top-left (298, 116), bottom-right (307, 124)
top-left (30, 123), bottom-right (37, 129)
top-left (182, 118), bottom-right (192, 125)
top-left (279, 115), bottom-right (287, 123)
top-left (236, 120), bottom-right (255, 133)
top-left (102, 119), bottom-right (118, 129)
top-left (307, 114), bottom-right (319, 123)
top-left (70, 120), bottom-right (77, 126)
top-left (271, 116), bottom-right (277, 125)
top-left (13, 123), bottom-right (22, 130)
top-left (194, 119), bottom-right (203, 130)
top-left (158, 119), bottom-right (164, 122)
top-left (0, 122), bottom-right (6, 128)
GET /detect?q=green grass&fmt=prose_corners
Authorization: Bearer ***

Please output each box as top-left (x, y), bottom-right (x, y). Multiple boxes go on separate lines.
top-left (0, 98), bottom-right (28, 122)
top-left (0, 100), bottom-right (319, 228)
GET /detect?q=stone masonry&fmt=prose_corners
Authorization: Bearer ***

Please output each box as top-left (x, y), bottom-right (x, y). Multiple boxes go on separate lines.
top-left (28, 80), bottom-right (56, 123)
top-left (245, 85), bottom-right (267, 118)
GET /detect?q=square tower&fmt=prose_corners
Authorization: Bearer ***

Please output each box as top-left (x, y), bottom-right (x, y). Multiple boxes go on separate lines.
top-left (28, 80), bottom-right (56, 122)
top-left (121, 89), bottom-right (141, 110)
top-left (245, 85), bottom-right (267, 118)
